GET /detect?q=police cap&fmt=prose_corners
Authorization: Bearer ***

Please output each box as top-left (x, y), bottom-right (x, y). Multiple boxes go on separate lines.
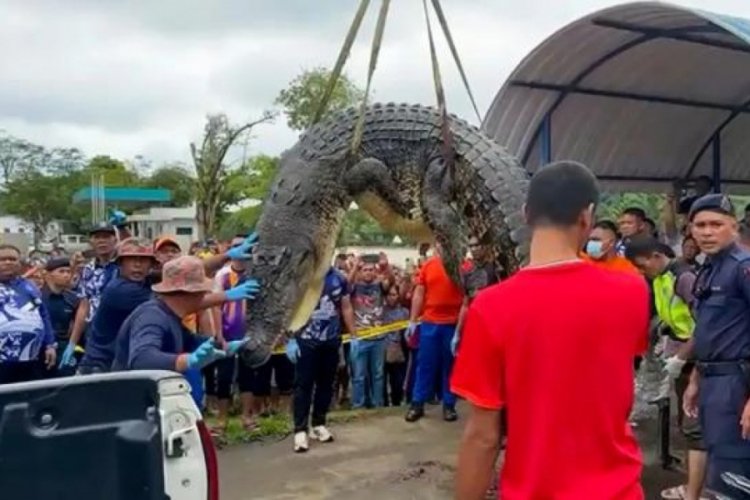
top-left (688, 193), bottom-right (735, 222)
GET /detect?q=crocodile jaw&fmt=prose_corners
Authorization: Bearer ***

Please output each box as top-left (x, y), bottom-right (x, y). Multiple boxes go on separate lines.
top-left (356, 192), bottom-right (433, 241)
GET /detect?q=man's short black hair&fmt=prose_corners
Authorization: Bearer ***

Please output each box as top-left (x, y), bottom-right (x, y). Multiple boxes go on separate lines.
top-left (621, 207), bottom-right (646, 221)
top-left (624, 236), bottom-right (665, 261)
top-left (744, 203), bottom-right (750, 213)
top-left (696, 175), bottom-right (713, 186)
top-left (525, 161), bottom-right (599, 227)
top-left (593, 220), bottom-right (618, 237)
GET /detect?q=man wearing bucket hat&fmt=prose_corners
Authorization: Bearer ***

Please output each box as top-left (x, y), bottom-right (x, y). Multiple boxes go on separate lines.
top-left (77, 238), bottom-right (260, 374)
top-left (112, 255), bottom-right (249, 373)
top-left (682, 193), bottom-right (750, 498)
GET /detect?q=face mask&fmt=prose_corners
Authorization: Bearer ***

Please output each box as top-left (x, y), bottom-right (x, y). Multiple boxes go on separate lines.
top-left (586, 240), bottom-right (605, 259)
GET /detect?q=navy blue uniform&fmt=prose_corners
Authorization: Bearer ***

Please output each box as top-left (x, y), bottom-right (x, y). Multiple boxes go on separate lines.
top-left (79, 277), bottom-right (152, 373)
top-left (112, 298), bottom-right (202, 372)
top-left (694, 242), bottom-right (750, 497)
top-left (42, 287), bottom-right (80, 377)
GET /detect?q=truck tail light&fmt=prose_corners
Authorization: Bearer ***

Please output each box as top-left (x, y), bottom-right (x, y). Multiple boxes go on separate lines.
top-left (197, 419), bottom-right (220, 500)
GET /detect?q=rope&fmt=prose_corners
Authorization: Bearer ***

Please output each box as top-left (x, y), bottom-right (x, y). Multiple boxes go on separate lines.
top-left (430, 0), bottom-right (483, 124)
top-left (312, 0), bottom-right (371, 126)
top-left (350, 0), bottom-right (391, 154)
top-left (422, 0), bottom-right (456, 177)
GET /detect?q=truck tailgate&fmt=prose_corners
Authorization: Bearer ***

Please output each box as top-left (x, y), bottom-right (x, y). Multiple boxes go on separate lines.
top-left (0, 371), bottom-right (172, 500)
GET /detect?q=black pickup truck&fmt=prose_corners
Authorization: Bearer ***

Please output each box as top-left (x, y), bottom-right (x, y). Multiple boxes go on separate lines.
top-left (0, 371), bottom-right (218, 500)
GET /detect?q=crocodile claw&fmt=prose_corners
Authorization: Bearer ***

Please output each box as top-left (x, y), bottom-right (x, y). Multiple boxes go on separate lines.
top-left (239, 337), bottom-right (272, 368)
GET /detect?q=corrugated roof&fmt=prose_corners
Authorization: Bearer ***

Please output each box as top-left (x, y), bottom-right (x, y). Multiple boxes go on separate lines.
top-left (482, 1), bottom-right (750, 192)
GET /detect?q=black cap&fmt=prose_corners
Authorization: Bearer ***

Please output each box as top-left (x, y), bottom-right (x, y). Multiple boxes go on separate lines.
top-left (688, 194), bottom-right (735, 221)
top-left (45, 257), bottom-right (71, 272)
top-left (88, 221), bottom-right (116, 235)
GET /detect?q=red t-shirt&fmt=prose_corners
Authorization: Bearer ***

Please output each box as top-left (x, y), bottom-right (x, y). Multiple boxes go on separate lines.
top-left (451, 261), bottom-right (649, 500)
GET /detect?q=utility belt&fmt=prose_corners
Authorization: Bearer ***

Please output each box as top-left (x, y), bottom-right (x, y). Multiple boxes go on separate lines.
top-left (696, 360), bottom-right (750, 379)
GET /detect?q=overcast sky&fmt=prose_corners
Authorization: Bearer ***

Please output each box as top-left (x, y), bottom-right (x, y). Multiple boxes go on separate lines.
top-left (1, 0), bottom-right (748, 168)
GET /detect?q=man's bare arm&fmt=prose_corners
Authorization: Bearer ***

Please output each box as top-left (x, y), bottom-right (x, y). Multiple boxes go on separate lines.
top-left (68, 299), bottom-right (90, 346)
top-left (455, 404), bottom-right (502, 500)
top-left (341, 296), bottom-right (356, 335)
top-left (455, 297), bottom-right (470, 335)
top-left (409, 285), bottom-right (425, 322)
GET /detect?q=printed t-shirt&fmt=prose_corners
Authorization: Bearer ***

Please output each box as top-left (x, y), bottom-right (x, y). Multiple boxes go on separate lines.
top-left (415, 256), bottom-right (463, 324)
top-left (351, 281), bottom-right (385, 331)
top-left (298, 268), bottom-right (348, 343)
top-left (451, 261), bottom-right (649, 500)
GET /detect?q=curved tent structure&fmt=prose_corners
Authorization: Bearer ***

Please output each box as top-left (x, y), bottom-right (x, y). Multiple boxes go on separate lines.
top-left (482, 2), bottom-right (750, 192)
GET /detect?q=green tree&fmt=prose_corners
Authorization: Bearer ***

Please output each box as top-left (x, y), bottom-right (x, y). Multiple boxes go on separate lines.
top-left (191, 112), bottom-right (275, 238)
top-left (0, 169), bottom-right (71, 245)
top-left (216, 155), bottom-right (279, 237)
top-left (598, 193), bottom-right (664, 222)
top-left (275, 67), bottom-right (365, 131)
top-left (86, 155), bottom-right (141, 186)
top-left (145, 164), bottom-right (195, 207)
top-left (0, 133), bottom-right (46, 183)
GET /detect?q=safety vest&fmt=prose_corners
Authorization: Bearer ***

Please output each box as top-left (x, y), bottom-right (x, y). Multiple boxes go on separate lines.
top-left (652, 261), bottom-right (695, 341)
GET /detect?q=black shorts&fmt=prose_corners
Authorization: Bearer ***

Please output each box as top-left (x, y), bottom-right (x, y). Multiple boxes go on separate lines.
top-left (203, 356), bottom-right (255, 399)
top-left (252, 354), bottom-right (294, 396)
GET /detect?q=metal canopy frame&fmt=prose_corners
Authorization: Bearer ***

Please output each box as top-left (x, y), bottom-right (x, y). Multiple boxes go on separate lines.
top-left (512, 14), bottom-right (750, 190)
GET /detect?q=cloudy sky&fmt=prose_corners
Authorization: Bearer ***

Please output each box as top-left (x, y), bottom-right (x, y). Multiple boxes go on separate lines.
top-left (2, 0), bottom-right (748, 167)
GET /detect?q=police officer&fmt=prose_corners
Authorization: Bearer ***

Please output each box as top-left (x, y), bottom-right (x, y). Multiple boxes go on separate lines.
top-left (683, 194), bottom-right (750, 498)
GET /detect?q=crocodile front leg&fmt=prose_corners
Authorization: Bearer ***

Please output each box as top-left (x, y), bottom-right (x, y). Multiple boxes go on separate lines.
top-left (421, 158), bottom-right (467, 287)
top-left (344, 158), bottom-right (399, 201)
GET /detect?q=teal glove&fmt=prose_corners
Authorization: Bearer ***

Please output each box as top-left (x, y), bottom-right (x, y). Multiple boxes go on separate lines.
top-left (226, 338), bottom-right (250, 356)
top-left (187, 338), bottom-right (226, 370)
top-left (225, 279), bottom-right (260, 301)
top-left (405, 321), bottom-right (418, 341)
top-left (450, 329), bottom-right (460, 356)
top-left (286, 338), bottom-right (301, 364)
top-left (59, 343), bottom-right (77, 368)
top-left (108, 209), bottom-right (127, 226)
top-left (226, 233), bottom-right (258, 261)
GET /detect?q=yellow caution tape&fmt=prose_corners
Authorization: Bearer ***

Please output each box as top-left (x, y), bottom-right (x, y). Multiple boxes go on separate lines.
top-left (73, 321), bottom-right (413, 356)
top-left (272, 320), bottom-right (412, 355)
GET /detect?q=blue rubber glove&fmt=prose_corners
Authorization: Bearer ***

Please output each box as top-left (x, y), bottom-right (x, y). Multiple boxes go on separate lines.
top-left (59, 343), bottom-right (77, 368)
top-left (405, 321), bottom-right (418, 341)
top-left (286, 338), bottom-right (301, 364)
top-left (186, 338), bottom-right (226, 370)
top-left (225, 279), bottom-right (260, 301)
top-left (226, 338), bottom-right (250, 356)
top-left (349, 338), bottom-right (361, 362)
top-left (226, 232), bottom-right (258, 261)
top-left (108, 209), bottom-right (127, 226)
top-left (450, 329), bottom-right (460, 356)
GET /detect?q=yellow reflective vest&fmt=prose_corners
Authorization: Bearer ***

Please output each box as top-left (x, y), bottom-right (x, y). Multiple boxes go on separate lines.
top-left (652, 262), bottom-right (695, 341)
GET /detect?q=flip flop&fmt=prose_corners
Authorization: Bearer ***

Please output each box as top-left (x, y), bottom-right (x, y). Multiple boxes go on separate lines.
top-left (660, 485), bottom-right (687, 499)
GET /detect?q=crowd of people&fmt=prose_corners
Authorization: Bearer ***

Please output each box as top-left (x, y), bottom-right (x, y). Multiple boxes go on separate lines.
top-left (2, 167), bottom-right (750, 498)
top-left (453, 166), bottom-right (750, 500)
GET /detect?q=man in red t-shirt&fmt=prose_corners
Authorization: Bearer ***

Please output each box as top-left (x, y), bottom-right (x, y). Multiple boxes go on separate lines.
top-left (452, 161), bottom-right (649, 500)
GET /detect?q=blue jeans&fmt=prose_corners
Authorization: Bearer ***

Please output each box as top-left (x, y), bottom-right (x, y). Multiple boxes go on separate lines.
top-left (412, 322), bottom-right (456, 408)
top-left (351, 338), bottom-right (386, 408)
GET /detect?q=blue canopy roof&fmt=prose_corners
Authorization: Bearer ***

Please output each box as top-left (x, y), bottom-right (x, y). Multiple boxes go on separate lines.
top-left (72, 187), bottom-right (171, 203)
top-left (482, 2), bottom-right (750, 192)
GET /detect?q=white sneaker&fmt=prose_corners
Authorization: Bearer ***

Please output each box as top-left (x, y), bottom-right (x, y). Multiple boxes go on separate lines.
top-left (310, 425), bottom-right (334, 443)
top-left (293, 431), bottom-right (309, 453)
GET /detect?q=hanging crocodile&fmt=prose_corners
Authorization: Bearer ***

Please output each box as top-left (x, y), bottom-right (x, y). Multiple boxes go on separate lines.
top-left (239, 102), bottom-right (530, 368)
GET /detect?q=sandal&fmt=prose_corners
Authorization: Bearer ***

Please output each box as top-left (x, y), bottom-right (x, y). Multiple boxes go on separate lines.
top-left (660, 485), bottom-right (687, 499)
top-left (208, 423), bottom-right (227, 438)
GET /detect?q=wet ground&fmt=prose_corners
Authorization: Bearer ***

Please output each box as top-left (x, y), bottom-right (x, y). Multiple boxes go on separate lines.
top-left (219, 403), bottom-right (683, 500)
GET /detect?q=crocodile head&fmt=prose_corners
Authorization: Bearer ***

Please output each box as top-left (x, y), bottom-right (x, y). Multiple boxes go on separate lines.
top-left (239, 152), bottom-right (347, 368)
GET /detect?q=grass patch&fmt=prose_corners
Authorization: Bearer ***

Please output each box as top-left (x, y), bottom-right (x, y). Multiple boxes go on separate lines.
top-left (207, 405), bottom-right (404, 447)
